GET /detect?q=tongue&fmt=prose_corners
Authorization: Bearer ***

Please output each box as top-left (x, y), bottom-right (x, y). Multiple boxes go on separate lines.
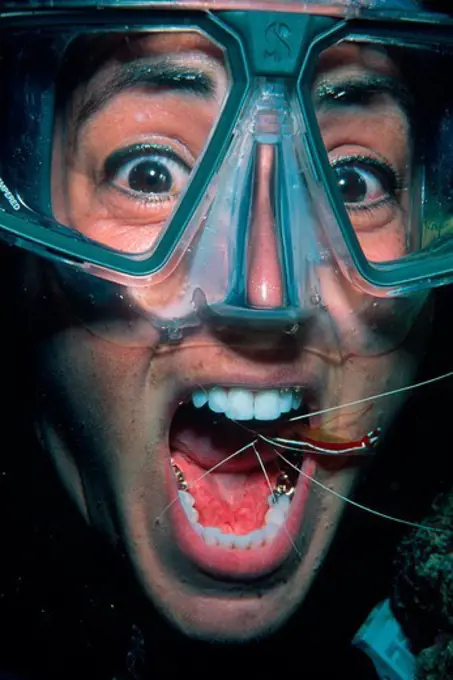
top-left (172, 455), bottom-right (279, 534)
top-left (170, 407), bottom-right (283, 534)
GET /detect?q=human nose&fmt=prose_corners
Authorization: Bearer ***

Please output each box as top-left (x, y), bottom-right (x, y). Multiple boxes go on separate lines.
top-left (246, 143), bottom-right (284, 309)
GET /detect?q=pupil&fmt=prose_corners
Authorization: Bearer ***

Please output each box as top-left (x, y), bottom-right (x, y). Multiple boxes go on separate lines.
top-left (129, 160), bottom-right (171, 193)
top-left (336, 166), bottom-right (367, 203)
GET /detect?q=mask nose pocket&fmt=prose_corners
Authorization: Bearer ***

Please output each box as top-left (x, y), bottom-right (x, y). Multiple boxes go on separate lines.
top-left (179, 80), bottom-right (329, 331)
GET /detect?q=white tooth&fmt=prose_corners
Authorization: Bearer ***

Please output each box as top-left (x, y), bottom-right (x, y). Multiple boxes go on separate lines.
top-left (275, 495), bottom-right (291, 513)
top-left (197, 524), bottom-right (288, 549)
top-left (198, 525), bottom-right (283, 549)
top-left (248, 530), bottom-right (266, 548)
top-left (178, 491), bottom-right (199, 523)
top-left (203, 527), bottom-right (222, 546)
top-left (217, 532), bottom-right (236, 549)
top-left (264, 506), bottom-right (287, 527)
top-left (279, 389), bottom-right (293, 413)
top-left (254, 390), bottom-right (281, 420)
top-left (267, 493), bottom-right (279, 506)
top-left (192, 389), bottom-right (208, 408)
top-left (178, 490), bottom-right (196, 508)
top-left (267, 493), bottom-right (292, 508)
top-left (203, 386), bottom-right (303, 421)
top-left (291, 391), bottom-right (302, 411)
top-left (263, 523), bottom-right (280, 540)
top-left (187, 506), bottom-right (199, 523)
top-left (208, 387), bottom-right (228, 413)
top-left (231, 534), bottom-right (253, 549)
top-left (225, 388), bottom-right (254, 421)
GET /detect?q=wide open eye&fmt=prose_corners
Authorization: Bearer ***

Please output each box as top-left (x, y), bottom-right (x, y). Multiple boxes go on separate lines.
top-left (104, 144), bottom-right (191, 201)
top-left (332, 158), bottom-right (398, 209)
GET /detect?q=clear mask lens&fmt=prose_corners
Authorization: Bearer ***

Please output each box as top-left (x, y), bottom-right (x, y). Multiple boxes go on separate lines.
top-left (310, 34), bottom-right (453, 287)
top-left (44, 30), bottom-right (453, 283)
top-left (50, 30), bottom-right (231, 256)
top-left (313, 41), bottom-right (414, 265)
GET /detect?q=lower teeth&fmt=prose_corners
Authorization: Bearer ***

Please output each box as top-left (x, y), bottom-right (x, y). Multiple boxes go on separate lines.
top-left (177, 486), bottom-right (292, 550)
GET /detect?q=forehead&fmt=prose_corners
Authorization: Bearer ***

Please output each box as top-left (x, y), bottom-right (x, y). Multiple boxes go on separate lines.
top-left (60, 0), bottom-right (427, 79)
top-left (86, 31), bottom-right (400, 76)
top-left (66, 25), bottom-right (406, 115)
top-left (106, 32), bottom-right (225, 59)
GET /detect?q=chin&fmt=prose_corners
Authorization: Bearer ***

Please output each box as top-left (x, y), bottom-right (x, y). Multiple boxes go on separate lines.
top-left (125, 459), bottom-right (359, 642)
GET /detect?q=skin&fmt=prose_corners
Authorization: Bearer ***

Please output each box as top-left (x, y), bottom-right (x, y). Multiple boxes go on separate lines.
top-left (20, 13), bottom-right (431, 642)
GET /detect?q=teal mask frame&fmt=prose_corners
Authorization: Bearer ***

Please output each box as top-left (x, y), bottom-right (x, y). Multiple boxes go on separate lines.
top-left (2, 7), bottom-right (453, 297)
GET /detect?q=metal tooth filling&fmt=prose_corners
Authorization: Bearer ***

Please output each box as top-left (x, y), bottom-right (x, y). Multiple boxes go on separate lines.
top-left (170, 457), bottom-right (300, 549)
top-left (171, 457), bottom-right (295, 500)
top-left (171, 459), bottom-right (188, 491)
top-left (273, 472), bottom-right (295, 501)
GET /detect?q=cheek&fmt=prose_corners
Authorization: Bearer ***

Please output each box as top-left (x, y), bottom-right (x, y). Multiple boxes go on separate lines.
top-left (315, 268), bottom-right (368, 342)
top-left (316, 264), bottom-right (425, 354)
top-left (37, 327), bottom-right (154, 458)
top-left (35, 328), bottom-right (170, 527)
top-left (356, 218), bottom-right (407, 262)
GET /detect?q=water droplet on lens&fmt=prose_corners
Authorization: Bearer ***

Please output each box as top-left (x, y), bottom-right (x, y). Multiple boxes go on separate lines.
top-left (285, 323), bottom-right (300, 335)
top-left (311, 293), bottom-right (321, 306)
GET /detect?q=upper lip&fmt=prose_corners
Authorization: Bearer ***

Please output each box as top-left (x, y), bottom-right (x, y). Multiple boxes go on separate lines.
top-left (154, 344), bottom-right (325, 423)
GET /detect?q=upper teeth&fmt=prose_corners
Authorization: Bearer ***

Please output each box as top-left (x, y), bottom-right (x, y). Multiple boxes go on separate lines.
top-left (191, 387), bottom-right (302, 421)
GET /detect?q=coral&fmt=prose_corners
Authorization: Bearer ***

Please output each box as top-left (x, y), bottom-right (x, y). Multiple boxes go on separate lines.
top-left (392, 491), bottom-right (453, 679)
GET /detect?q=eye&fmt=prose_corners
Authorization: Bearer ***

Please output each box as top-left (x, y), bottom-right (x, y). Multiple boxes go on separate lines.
top-left (104, 144), bottom-right (191, 200)
top-left (332, 158), bottom-right (398, 208)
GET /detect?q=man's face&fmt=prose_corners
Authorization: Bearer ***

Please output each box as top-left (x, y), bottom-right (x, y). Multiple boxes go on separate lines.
top-left (27, 15), bottom-right (428, 641)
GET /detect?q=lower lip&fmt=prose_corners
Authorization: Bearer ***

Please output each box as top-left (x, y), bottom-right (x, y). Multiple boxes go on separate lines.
top-left (167, 457), bottom-right (316, 580)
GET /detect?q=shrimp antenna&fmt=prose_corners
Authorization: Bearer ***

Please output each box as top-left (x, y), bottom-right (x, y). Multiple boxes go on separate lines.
top-left (290, 370), bottom-right (453, 423)
top-left (276, 449), bottom-right (446, 533)
top-left (155, 439), bottom-right (257, 523)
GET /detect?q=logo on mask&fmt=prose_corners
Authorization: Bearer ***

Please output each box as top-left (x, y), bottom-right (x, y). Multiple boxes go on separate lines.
top-left (264, 22), bottom-right (292, 62)
top-left (0, 177), bottom-right (20, 211)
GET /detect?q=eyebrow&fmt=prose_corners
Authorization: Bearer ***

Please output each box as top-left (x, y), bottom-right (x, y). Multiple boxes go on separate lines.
top-left (314, 73), bottom-right (413, 117)
top-left (75, 58), bottom-right (216, 129)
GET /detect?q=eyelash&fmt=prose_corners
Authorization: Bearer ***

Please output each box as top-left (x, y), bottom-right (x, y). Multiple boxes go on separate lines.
top-left (330, 154), bottom-right (405, 209)
top-left (101, 143), bottom-right (191, 205)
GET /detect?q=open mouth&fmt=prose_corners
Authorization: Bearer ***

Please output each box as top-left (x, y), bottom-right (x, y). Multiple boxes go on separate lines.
top-left (166, 385), bottom-right (317, 579)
